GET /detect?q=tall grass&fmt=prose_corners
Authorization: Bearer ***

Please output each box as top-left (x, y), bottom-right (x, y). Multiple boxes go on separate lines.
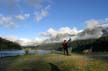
top-left (0, 54), bottom-right (108, 71)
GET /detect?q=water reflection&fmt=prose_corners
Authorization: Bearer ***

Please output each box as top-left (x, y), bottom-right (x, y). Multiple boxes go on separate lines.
top-left (0, 50), bottom-right (51, 57)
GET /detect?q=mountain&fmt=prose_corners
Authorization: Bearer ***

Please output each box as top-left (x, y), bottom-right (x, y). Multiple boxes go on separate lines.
top-left (72, 35), bottom-right (108, 52)
top-left (1, 24), bottom-right (108, 49)
top-left (35, 25), bottom-right (108, 51)
top-left (0, 37), bottom-right (22, 50)
top-left (75, 25), bottom-right (108, 40)
top-left (35, 42), bottom-right (62, 50)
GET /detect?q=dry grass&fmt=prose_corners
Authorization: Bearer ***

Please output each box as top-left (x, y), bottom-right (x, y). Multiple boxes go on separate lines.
top-left (0, 54), bottom-right (108, 71)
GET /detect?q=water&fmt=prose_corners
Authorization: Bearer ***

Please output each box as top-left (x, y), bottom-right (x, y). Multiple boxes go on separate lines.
top-left (0, 50), bottom-right (51, 57)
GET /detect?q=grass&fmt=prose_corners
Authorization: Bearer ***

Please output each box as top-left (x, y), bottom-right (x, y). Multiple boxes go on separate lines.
top-left (0, 53), bottom-right (108, 71)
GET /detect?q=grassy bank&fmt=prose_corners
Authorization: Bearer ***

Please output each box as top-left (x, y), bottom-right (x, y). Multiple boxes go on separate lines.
top-left (0, 53), bottom-right (108, 71)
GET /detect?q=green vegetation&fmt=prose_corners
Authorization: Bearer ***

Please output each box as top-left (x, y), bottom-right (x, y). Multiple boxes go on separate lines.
top-left (0, 37), bottom-right (22, 50)
top-left (0, 54), bottom-right (108, 71)
top-left (72, 36), bottom-right (108, 52)
top-left (35, 42), bottom-right (62, 50)
top-left (1, 35), bottom-right (108, 52)
top-left (34, 36), bottom-right (108, 53)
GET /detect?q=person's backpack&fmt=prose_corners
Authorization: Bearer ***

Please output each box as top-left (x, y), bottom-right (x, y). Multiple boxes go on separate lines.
top-left (62, 42), bottom-right (68, 48)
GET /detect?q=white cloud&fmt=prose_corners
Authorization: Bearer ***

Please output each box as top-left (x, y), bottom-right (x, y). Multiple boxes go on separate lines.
top-left (75, 28), bottom-right (103, 40)
top-left (41, 27), bottom-right (81, 37)
top-left (27, 37), bottom-right (47, 46)
top-left (0, 0), bottom-right (52, 27)
top-left (85, 18), bottom-right (108, 29)
top-left (0, 35), bottom-right (30, 46)
top-left (0, 16), bottom-right (16, 28)
top-left (1, 18), bottom-right (108, 46)
top-left (0, 13), bottom-right (31, 28)
top-left (76, 18), bottom-right (108, 40)
top-left (1, 36), bottom-right (19, 42)
top-left (35, 5), bottom-right (50, 22)
top-left (59, 27), bottom-right (80, 35)
top-left (41, 28), bottom-right (57, 37)
top-left (85, 19), bottom-right (99, 29)
top-left (43, 19), bottom-right (108, 42)
top-left (40, 27), bottom-right (82, 43)
top-left (0, 0), bottom-right (52, 12)
top-left (0, 35), bottom-right (46, 46)
top-left (15, 13), bottom-right (30, 20)
top-left (0, 27), bottom-right (82, 46)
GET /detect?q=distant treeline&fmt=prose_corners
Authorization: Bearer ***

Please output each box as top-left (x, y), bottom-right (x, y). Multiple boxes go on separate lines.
top-left (35, 42), bottom-right (62, 50)
top-left (0, 37), bottom-right (22, 50)
top-left (72, 36), bottom-right (108, 52)
top-left (35, 36), bottom-right (108, 52)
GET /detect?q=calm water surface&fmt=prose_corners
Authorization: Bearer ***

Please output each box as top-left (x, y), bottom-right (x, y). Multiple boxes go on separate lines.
top-left (0, 50), bottom-right (51, 57)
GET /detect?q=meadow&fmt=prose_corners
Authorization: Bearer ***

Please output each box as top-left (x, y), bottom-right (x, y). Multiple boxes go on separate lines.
top-left (0, 53), bottom-right (108, 71)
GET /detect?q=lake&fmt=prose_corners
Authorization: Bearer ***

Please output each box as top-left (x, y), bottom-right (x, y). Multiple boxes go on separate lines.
top-left (0, 50), bottom-right (52, 57)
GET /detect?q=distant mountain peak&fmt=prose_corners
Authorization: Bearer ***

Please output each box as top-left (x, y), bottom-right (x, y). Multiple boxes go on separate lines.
top-left (75, 24), bottom-right (108, 40)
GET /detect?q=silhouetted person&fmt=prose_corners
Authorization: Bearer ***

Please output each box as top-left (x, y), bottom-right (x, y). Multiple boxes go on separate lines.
top-left (62, 40), bottom-right (69, 55)
top-left (68, 38), bottom-right (71, 48)
top-left (68, 38), bottom-right (72, 53)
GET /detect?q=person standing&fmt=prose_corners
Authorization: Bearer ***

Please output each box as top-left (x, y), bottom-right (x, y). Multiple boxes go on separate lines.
top-left (68, 38), bottom-right (72, 53)
top-left (62, 40), bottom-right (69, 55)
top-left (68, 38), bottom-right (71, 47)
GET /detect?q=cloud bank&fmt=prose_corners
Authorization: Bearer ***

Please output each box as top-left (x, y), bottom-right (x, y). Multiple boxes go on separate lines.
top-left (1, 18), bottom-right (108, 46)
top-left (40, 27), bottom-right (82, 43)
top-left (0, 0), bottom-right (52, 27)
top-left (1, 35), bottom-right (46, 46)
top-left (35, 5), bottom-right (50, 22)
top-left (76, 18), bottom-right (108, 40)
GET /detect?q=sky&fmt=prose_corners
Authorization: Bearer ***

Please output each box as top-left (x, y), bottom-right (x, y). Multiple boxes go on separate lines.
top-left (0, 0), bottom-right (108, 45)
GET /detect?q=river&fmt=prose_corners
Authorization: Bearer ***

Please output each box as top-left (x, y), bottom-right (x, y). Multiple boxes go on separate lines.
top-left (0, 50), bottom-right (52, 57)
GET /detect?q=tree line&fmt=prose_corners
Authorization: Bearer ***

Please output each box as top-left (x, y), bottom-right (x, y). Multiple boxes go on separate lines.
top-left (72, 36), bottom-right (108, 52)
top-left (0, 37), bottom-right (22, 50)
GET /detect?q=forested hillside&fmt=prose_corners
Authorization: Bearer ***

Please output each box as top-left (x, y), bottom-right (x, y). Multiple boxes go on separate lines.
top-left (35, 42), bottom-right (62, 50)
top-left (72, 36), bottom-right (108, 52)
top-left (0, 37), bottom-right (22, 50)
top-left (35, 36), bottom-right (108, 52)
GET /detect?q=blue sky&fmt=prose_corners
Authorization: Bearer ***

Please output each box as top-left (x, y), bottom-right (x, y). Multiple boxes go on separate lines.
top-left (0, 0), bottom-right (108, 39)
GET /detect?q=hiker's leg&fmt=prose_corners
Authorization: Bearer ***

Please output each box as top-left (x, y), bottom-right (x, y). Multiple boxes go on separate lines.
top-left (63, 48), bottom-right (65, 55)
top-left (66, 48), bottom-right (69, 55)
